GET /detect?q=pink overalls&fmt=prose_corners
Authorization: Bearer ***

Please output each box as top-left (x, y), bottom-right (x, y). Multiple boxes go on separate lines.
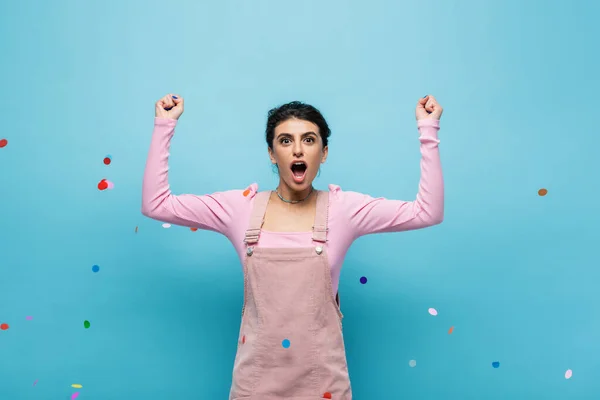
top-left (229, 190), bottom-right (353, 400)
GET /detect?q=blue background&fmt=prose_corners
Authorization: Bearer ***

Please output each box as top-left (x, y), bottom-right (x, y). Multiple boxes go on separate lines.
top-left (1, 0), bottom-right (599, 399)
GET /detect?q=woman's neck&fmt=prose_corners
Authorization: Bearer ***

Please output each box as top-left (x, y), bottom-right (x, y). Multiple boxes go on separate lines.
top-left (276, 182), bottom-right (314, 203)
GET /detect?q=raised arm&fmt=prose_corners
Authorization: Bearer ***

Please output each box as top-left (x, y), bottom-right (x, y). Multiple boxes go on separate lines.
top-left (334, 96), bottom-right (445, 239)
top-left (141, 94), bottom-right (248, 237)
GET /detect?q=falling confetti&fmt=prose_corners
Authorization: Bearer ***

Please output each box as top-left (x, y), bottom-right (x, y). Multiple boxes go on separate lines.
top-left (0, 138), bottom-right (7, 148)
top-left (26, 316), bottom-right (33, 320)
top-left (135, 226), bottom-right (138, 233)
top-left (32, 379), bottom-right (38, 386)
top-left (282, 339), bottom-right (291, 348)
top-left (409, 360), bottom-right (417, 368)
top-left (103, 155), bottom-right (112, 165)
top-left (323, 392), bottom-right (332, 399)
top-left (360, 276), bottom-right (367, 284)
top-left (538, 188), bottom-right (548, 196)
top-left (565, 369), bottom-right (572, 379)
top-left (448, 326), bottom-right (454, 334)
top-left (0, 323), bottom-right (9, 330)
top-left (243, 189), bottom-right (250, 197)
top-left (242, 335), bottom-right (246, 344)
top-left (190, 227), bottom-right (198, 232)
top-left (162, 223), bottom-right (171, 229)
top-left (71, 392), bottom-right (80, 400)
top-left (98, 179), bottom-right (108, 191)
top-left (428, 308), bottom-right (438, 316)
top-left (71, 384), bottom-right (83, 388)
top-left (492, 361), bottom-right (500, 368)
top-left (106, 180), bottom-right (115, 190)
top-left (92, 265), bottom-right (100, 273)
top-left (83, 320), bottom-right (91, 329)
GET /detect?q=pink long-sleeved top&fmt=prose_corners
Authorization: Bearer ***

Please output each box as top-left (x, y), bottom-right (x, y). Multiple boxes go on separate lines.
top-left (142, 117), bottom-right (444, 297)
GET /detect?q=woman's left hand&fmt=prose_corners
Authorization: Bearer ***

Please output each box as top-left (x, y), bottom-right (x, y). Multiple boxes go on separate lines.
top-left (416, 95), bottom-right (443, 121)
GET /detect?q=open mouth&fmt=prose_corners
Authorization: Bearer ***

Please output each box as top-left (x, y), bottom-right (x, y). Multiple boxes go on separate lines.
top-left (290, 161), bottom-right (308, 183)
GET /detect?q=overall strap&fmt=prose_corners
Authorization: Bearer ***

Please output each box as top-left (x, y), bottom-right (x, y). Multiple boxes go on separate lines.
top-left (312, 190), bottom-right (330, 243)
top-left (243, 191), bottom-right (271, 245)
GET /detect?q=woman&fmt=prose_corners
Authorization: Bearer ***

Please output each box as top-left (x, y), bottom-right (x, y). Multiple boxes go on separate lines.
top-left (142, 94), bottom-right (444, 399)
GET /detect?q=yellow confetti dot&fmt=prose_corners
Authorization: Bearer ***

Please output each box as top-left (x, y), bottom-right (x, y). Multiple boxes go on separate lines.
top-left (71, 384), bottom-right (83, 388)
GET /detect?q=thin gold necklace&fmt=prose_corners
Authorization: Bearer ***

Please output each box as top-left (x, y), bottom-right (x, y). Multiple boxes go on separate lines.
top-left (275, 186), bottom-right (314, 204)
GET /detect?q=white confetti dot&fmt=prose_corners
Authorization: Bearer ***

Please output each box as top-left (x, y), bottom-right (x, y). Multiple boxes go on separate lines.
top-left (409, 360), bottom-right (416, 368)
top-left (428, 308), bottom-right (438, 316)
top-left (162, 223), bottom-right (171, 228)
top-left (565, 369), bottom-right (572, 379)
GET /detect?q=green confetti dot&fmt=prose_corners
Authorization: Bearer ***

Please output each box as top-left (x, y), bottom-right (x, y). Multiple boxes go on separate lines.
top-left (84, 320), bottom-right (91, 329)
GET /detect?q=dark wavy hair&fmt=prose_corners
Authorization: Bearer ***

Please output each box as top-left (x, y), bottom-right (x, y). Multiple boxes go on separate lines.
top-left (265, 101), bottom-right (331, 150)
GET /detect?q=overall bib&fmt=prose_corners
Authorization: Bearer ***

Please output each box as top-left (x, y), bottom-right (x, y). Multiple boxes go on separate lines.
top-left (229, 190), bottom-right (352, 400)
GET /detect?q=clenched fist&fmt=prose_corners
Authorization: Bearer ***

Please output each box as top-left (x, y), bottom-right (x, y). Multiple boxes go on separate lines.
top-left (155, 93), bottom-right (184, 120)
top-left (416, 95), bottom-right (443, 121)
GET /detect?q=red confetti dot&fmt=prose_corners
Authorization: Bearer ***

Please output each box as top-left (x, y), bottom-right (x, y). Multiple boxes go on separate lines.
top-left (98, 180), bottom-right (108, 190)
top-left (190, 227), bottom-right (198, 232)
top-left (0, 139), bottom-right (7, 148)
top-left (0, 323), bottom-right (9, 330)
top-left (448, 326), bottom-right (454, 334)
top-left (323, 392), bottom-right (332, 399)
top-left (103, 157), bottom-right (111, 165)
top-left (242, 335), bottom-right (246, 344)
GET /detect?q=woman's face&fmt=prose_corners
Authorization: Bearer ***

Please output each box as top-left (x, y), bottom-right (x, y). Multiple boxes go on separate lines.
top-left (268, 118), bottom-right (328, 192)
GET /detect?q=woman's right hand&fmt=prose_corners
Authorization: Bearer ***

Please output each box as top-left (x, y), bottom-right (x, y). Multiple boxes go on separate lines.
top-left (155, 93), bottom-right (184, 120)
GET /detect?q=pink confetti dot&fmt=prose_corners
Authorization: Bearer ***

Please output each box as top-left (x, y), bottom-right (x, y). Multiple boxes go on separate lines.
top-left (565, 369), bottom-right (572, 379)
top-left (428, 307), bottom-right (438, 316)
top-left (26, 316), bottom-right (32, 320)
top-left (71, 392), bottom-right (80, 400)
top-left (106, 180), bottom-right (114, 190)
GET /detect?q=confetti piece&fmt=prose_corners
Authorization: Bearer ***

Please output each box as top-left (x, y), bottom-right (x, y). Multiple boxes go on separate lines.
top-left (26, 316), bottom-right (32, 320)
top-left (323, 392), bottom-right (332, 399)
top-left (428, 308), bottom-right (438, 316)
top-left (71, 384), bottom-right (83, 388)
top-left (106, 180), bottom-right (114, 190)
top-left (83, 320), bottom-right (91, 329)
top-left (103, 155), bottom-right (112, 165)
top-left (0, 323), bottom-right (9, 330)
top-left (538, 188), bottom-right (548, 196)
top-left (243, 189), bottom-right (250, 197)
top-left (0, 139), bottom-right (7, 148)
top-left (492, 361), bottom-right (500, 368)
top-left (135, 226), bottom-right (138, 233)
top-left (71, 392), bottom-right (80, 400)
top-left (448, 326), bottom-right (454, 334)
top-left (360, 276), bottom-right (367, 284)
top-left (409, 360), bottom-right (416, 368)
top-left (565, 369), bottom-right (572, 379)
top-left (92, 265), bottom-right (100, 273)
top-left (162, 223), bottom-right (171, 228)
top-left (190, 227), bottom-right (198, 232)
top-left (242, 335), bottom-right (246, 344)
top-left (33, 379), bottom-right (38, 386)
top-left (98, 179), bottom-right (108, 190)
top-left (282, 339), bottom-right (291, 348)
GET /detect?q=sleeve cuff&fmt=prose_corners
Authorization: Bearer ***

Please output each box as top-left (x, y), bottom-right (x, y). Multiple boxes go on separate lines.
top-left (417, 118), bottom-right (440, 128)
top-left (154, 117), bottom-right (178, 126)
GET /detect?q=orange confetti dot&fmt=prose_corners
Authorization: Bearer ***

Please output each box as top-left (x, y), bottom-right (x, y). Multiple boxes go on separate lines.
top-left (190, 227), bottom-right (198, 232)
top-left (243, 189), bottom-right (250, 197)
top-left (448, 326), bottom-right (454, 334)
top-left (0, 139), bottom-right (7, 148)
top-left (0, 323), bottom-right (9, 330)
top-left (538, 188), bottom-right (548, 196)
top-left (323, 392), bottom-right (332, 399)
